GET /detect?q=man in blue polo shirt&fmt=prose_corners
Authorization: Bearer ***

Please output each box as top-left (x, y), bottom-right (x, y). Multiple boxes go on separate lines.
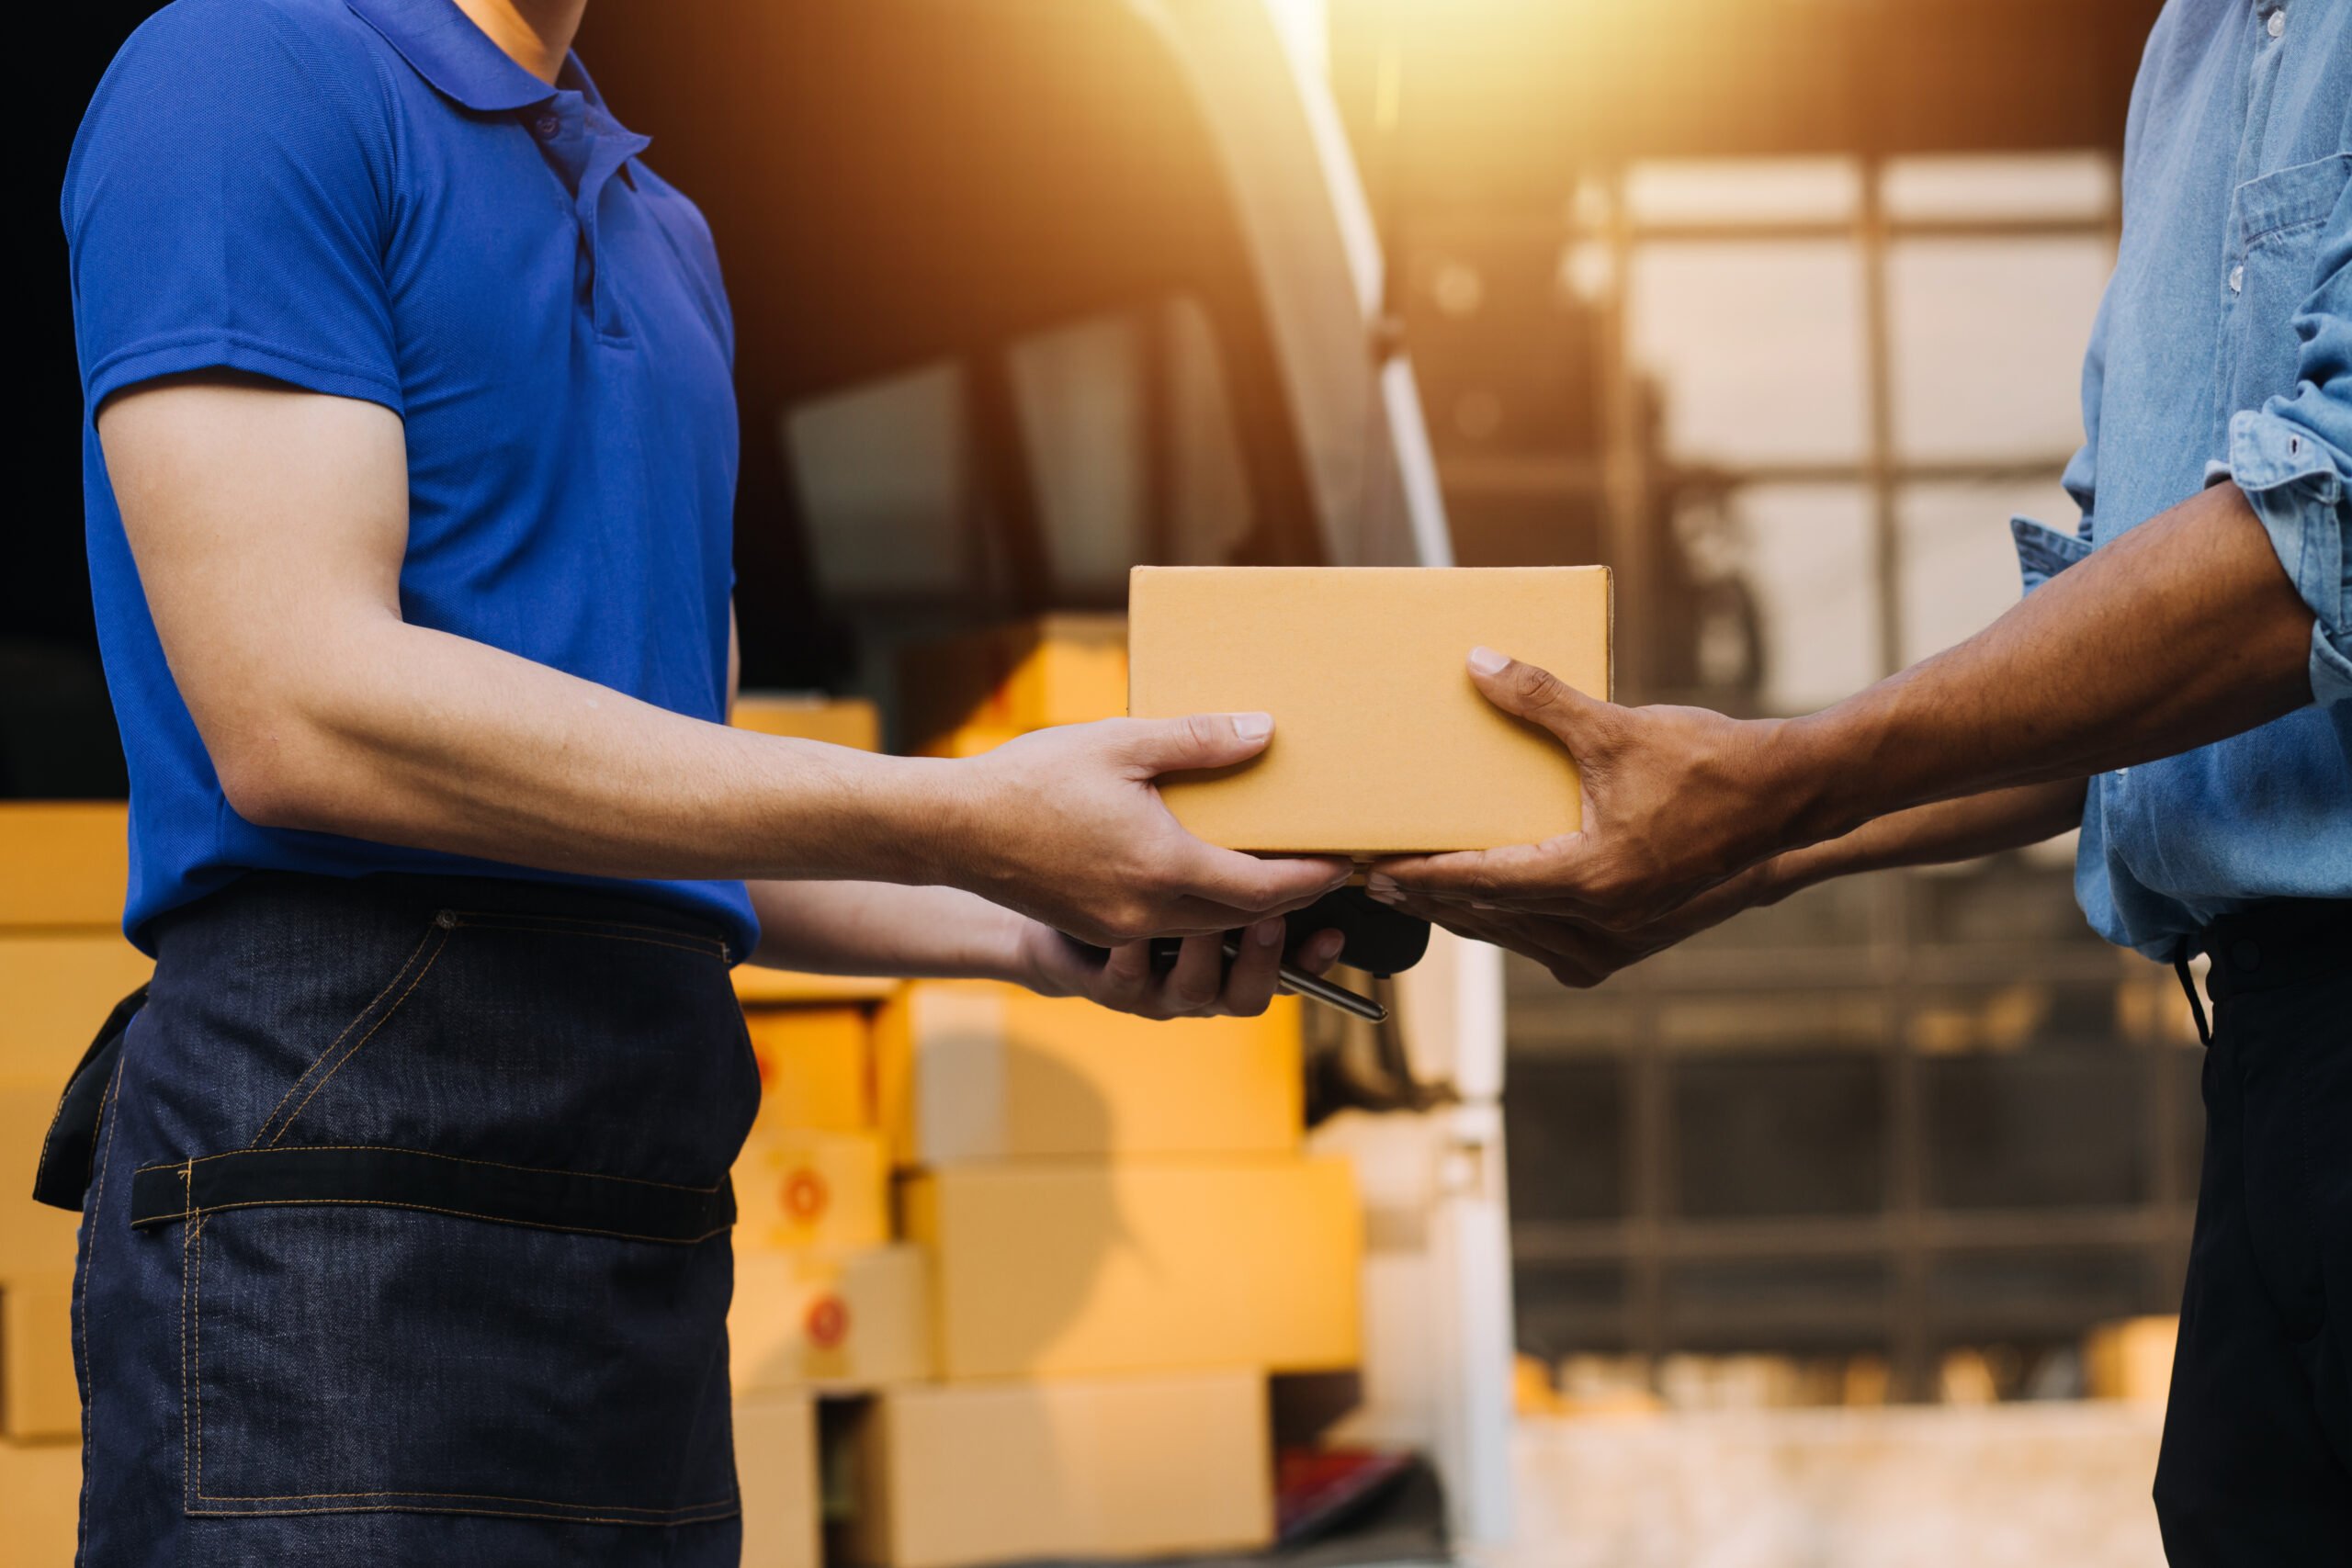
top-left (58, 0), bottom-right (1350, 1562)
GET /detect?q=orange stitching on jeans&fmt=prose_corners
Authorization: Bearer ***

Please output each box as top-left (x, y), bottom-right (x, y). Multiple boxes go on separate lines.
top-left (76, 1058), bottom-right (125, 1539)
top-left (447, 909), bottom-right (729, 955)
top-left (266, 929), bottom-right (451, 1147)
top-left (192, 1214), bottom-right (207, 1505)
top-left (135, 1145), bottom-right (725, 1195)
top-left (187, 1500), bottom-right (741, 1526)
top-left (249, 923), bottom-right (439, 1145)
top-left (153, 1197), bottom-right (732, 1246)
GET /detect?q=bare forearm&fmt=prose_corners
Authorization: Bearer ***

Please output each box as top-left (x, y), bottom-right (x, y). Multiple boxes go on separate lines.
top-left (1758, 778), bottom-right (2086, 903)
top-left (746, 880), bottom-right (1032, 980)
top-left (241, 615), bottom-right (960, 886)
top-left (1783, 482), bottom-right (2311, 841)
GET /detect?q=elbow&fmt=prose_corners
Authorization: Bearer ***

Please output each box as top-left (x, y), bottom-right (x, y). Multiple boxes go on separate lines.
top-left (209, 715), bottom-right (355, 835)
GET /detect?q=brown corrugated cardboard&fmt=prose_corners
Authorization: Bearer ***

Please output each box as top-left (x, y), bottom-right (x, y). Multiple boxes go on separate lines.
top-left (731, 694), bottom-right (882, 752)
top-left (1128, 566), bottom-right (1612, 854)
top-left (2, 1275), bottom-right (76, 1440)
top-left (0, 1432), bottom-right (81, 1565)
top-left (0, 803), bottom-right (129, 929)
top-left (841, 1371), bottom-right (1272, 1568)
top-left (731, 1244), bottom-right (931, 1393)
top-left (902, 1157), bottom-right (1360, 1381)
top-left (897, 615), bottom-right (1126, 752)
top-left (0, 1089), bottom-right (82, 1280)
top-left (734, 1129), bottom-right (890, 1252)
top-left (746, 1008), bottom-right (873, 1132)
top-left (734, 1393), bottom-right (821, 1568)
top-left (0, 935), bottom-right (154, 1086)
top-left (874, 982), bottom-right (1300, 1165)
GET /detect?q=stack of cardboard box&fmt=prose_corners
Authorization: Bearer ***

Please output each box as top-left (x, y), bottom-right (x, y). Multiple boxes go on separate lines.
top-left (831, 620), bottom-right (1362, 1568)
top-left (0, 804), bottom-right (155, 1563)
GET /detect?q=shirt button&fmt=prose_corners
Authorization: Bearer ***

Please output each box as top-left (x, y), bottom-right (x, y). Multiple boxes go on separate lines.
top-left (532, 111), bottom-right (561, 140)
top-left (2267, 9), bottom-right (2284, 38)
top-left (2229, 264), bottom-right (2245, 293)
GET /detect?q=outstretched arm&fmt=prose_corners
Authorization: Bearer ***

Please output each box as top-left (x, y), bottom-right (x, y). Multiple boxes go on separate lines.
top-left (1373, 478), bottom-right (2309, 930)
top-left (101, 376), bottom-right (1350, 950)
top-left (1382, 781), bottom-right (2084, 988)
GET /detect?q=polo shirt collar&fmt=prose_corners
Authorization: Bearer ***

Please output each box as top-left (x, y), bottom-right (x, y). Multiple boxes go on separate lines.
top-left (345, 0), bottom-right (571, 112)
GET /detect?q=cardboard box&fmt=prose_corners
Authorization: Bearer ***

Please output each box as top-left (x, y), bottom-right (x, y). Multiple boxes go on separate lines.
top-left (0, 1432), bottom-right (81, 1565)
top-left (912, 726), bottom-right (1023, 761)
top-left (732, 1245), bottom-right (930, 1393)
top-left (903, 1157), bottom-right (1360, 1381)
top-left (734, 1393), bottom-right (820, 1568)
top-left (875, 982), bottom-right (1300, 1165)
top-left (2, 1274), bottom-right (76, 1441)
top-left (734, 1129), bottom-right (889, 1253)
top-left (2086, 1315), bottom-right (2177, 1404)
top-left (842, 1371), bottom-right (1272, 1568)
top-left (734, 970), bottom-right (899, 1009)
top-left (0, 1089), bottom-right (82, 1281)
top-left (897, 615), bottom-right (1126, 752)
top-left (1127, 566), bottom-right (1612, 854)
top-left (0, 803), bottom-right (129, 930)
top-left (0, 935), bottom-right (153, 1087)
top-left (747, 1008), bottom-right (872, 1133)
top-left (732, 694), bottom-right (882, 752)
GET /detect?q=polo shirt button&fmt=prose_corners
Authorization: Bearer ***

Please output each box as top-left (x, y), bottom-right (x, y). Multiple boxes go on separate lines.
top-left (2231, 939), bottom-right (2262, 972)
top-left (2229, 264), bottom-right (2245, 294)
top-left (532, 111), bottom-right (561, 140)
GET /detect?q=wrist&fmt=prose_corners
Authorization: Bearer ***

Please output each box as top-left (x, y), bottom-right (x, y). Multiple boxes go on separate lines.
top-left (1755, 710), bottom-right (1873, 852)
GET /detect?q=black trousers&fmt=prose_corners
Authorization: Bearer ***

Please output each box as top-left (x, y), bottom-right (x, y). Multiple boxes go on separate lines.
top-left (2157, 901), bottom-right (2352, 1565)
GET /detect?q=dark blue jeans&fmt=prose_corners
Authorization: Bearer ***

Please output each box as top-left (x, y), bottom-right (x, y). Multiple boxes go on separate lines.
top-left (67, 872), bottom-right (760, 1566)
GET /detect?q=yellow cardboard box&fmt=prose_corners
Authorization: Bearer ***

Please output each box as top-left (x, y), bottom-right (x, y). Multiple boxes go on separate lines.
top-left (0, 1433), bottom-right (80, 1565)
top-left (0, 935), bottom-right (153, 1088)
top-left (875, 982), bottom-right (1300, 1165)
top-left (897, 615), bottom-right (1126, 753)
top-left (0, 803), bottom-right (129, 930)
top-left (731, 1244), bottom-right (929, 1393)
top-left (746, 1008), bottom-right (872, 1133)
top-left (0, 1089), bottom-right (82, 1281)
top-left (903, 1157), bottom-right (1360, 1381)
top-left (842, 1371), bottom-right (1272, 1568)
top-left (732, 694), bottom-right (882, 752)
top-left (734, 1393), bottom-right (820, 1568)
top-left (734, 1129), bottom-right (889, 1253)
top-left (1128, 566), bottom-right (1612, 854)
top-left (734, 970), bottom-right (899, 1008)
top-left (2086, 1315), bottom-right (2177, 1404)
top-left (2, 1274), bottom-right (76, 1441)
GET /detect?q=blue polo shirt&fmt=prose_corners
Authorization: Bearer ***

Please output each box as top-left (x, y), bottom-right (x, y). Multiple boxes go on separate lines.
top-left (63, 0), bottom-right (757, 956)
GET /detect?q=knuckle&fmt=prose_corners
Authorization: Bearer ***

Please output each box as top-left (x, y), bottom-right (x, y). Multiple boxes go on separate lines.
top-left (1511, 663), bottom-right (1560, 705)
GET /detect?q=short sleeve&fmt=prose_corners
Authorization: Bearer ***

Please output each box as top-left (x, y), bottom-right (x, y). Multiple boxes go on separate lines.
top-left (62, 0), bottom-right (404, 415)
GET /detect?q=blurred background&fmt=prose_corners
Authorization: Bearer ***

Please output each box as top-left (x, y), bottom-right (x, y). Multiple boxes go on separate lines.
top-left (11, 1), bottom-right (2196, 1564)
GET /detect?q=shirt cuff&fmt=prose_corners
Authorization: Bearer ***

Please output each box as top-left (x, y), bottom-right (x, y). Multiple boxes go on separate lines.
top-left (2225, 409), bottom-right (2352, 706)
top-left (2010, 514), bottom-right (2093, 595)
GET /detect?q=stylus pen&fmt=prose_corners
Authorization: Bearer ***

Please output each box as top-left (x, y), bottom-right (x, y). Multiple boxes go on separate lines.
top-left (1219, 940), bottom-right (1389, 1023)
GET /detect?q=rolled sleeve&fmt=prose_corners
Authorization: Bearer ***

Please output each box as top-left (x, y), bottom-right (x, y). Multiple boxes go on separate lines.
top-left (2011, 514), bottom-right (2095, 596)
top-left (2225, 409), bottom-right (2352, 705)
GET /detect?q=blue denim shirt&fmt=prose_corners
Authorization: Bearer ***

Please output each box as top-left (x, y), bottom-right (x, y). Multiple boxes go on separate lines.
top-left (2012, 0), bottom-right (2352, 957)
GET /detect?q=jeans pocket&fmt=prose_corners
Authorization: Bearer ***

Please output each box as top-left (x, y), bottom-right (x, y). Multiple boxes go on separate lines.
top-left (168, 1197), bottom-right (739, 1525)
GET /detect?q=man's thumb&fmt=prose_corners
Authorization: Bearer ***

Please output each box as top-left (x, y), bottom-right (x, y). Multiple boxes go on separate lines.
top-left (1124, 712), bottom-right (1275, 776)
top-left (1466, 647), bottom-right (1607, 750)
